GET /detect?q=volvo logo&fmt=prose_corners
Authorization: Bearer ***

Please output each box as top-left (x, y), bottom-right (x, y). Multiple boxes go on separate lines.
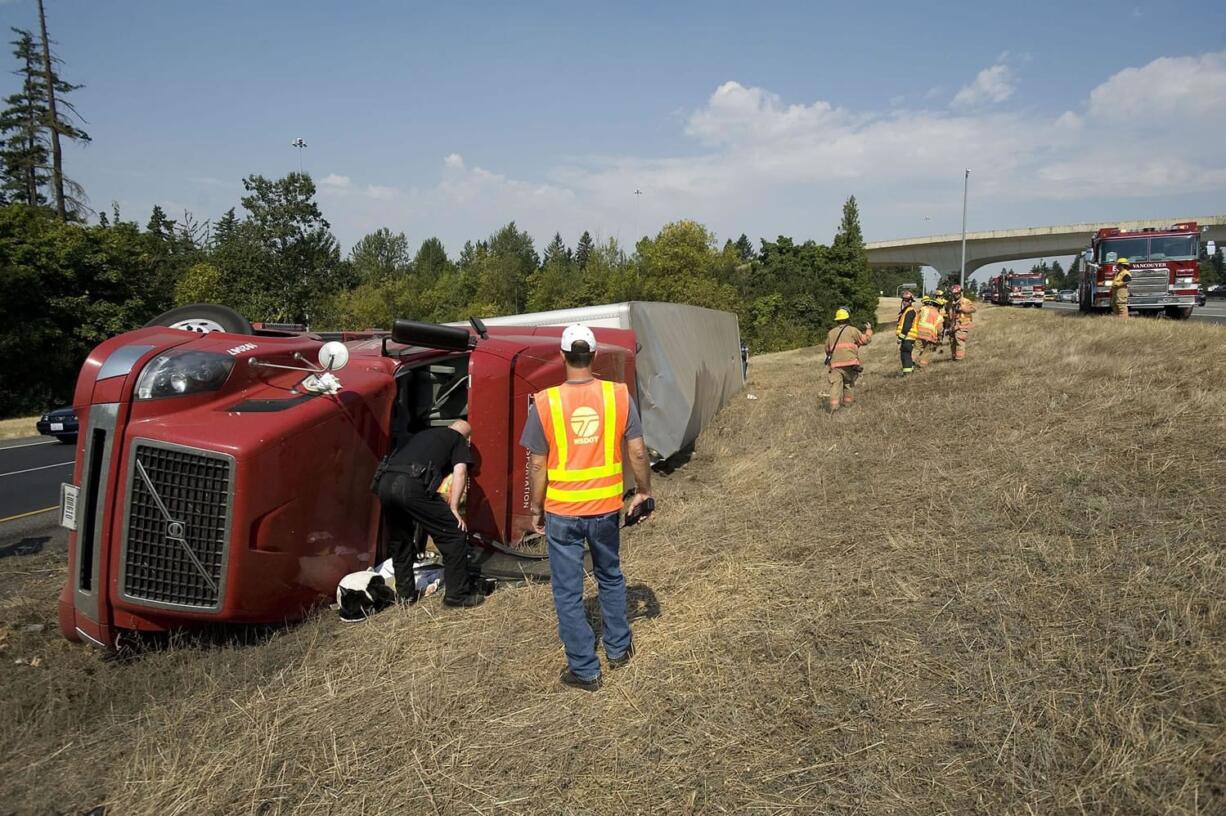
top-left (167, 521), bottom-right (185, 539)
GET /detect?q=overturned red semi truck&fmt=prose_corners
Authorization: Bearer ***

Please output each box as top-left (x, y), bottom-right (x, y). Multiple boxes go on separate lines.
top-left (57, 302), bottom-right (744, 647)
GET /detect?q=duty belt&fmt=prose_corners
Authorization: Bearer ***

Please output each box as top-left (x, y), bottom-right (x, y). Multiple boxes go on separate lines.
top-left (370, 459), bottom-right (436, 494)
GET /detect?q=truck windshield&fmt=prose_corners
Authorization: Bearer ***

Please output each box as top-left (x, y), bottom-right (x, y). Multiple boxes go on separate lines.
top-left (1099, 237), bottom-right (1150, 263)
top-left (1011, 276), bottom-right (1043, 287)
top-left (1148, 235), bottom-right (1197, 260)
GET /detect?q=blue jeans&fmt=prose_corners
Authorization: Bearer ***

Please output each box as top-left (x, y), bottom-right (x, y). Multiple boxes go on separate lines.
top-left (546, 510), bottom-right (631, 679)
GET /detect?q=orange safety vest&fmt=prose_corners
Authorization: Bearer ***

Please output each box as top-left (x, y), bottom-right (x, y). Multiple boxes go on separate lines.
top-left (916, 304), bottom-right (942, 342)
top-left (535, 379), bottom-right (630, 517)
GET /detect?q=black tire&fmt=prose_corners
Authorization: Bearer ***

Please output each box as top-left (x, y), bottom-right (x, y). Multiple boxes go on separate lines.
top-left (144, 303), bottom-right (253, 335)
top-left (1165, 306), bottom-right (1193, 320)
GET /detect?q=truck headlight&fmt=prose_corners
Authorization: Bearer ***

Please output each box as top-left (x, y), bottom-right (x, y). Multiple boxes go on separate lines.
top-left (136, 351), bottom-right (235, 400)
top-left (1176, 277), bottom-right (1193, 286)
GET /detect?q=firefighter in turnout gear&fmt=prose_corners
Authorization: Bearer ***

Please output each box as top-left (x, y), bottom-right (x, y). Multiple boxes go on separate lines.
top-left (1111, 257), bottom-right (1132, 319)
top-left (947, 284), bottom-right (976, 361)
top-left (824, 307), bottom-right (873, 413)
top-left (913, 295), bottom-right (944, 369)
top-left (896, 290), bottom-right (920, 374)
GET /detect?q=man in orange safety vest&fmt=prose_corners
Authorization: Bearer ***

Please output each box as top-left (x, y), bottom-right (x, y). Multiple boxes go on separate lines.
top-left (520, 324), bottom-right (655, 691)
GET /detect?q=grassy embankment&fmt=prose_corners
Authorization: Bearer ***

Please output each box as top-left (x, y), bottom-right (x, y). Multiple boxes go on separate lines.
top-left (0, 302), bottom-right (1223, 814)
top-left (0, 415), bottom-right (38, 440)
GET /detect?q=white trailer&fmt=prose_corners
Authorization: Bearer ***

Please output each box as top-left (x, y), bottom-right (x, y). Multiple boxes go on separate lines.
top-left (473, 302), bottom-right (744, 461)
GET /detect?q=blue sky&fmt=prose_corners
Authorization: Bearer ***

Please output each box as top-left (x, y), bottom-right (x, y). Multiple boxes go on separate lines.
top-left (3, 0), bottom-right (1225, 281)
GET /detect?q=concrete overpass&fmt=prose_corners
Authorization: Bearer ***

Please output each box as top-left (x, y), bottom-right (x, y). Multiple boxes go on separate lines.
top-left (866, 216), bottom-right (1226, 281)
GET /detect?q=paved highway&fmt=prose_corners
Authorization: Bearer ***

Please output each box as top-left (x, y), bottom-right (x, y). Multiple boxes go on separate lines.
top-left (1040, 300), bottom-right (1226, 324)
top-left (0, 436), bottom-right (74, 523)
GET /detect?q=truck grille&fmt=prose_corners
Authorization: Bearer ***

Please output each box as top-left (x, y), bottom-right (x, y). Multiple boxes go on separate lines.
top-left (121, 442), bottom-right (233, 609)
top-left (1129, 267), bottom-right (1169, 297)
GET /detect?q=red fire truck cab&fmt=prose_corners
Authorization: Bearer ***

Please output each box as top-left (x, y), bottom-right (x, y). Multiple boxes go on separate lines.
top-left (57, 315), bottom-right (640, 647)
top-left (1078, 222), bottom-right (1201, 318)
top-left (991, 272), bottom-right (1045, 307)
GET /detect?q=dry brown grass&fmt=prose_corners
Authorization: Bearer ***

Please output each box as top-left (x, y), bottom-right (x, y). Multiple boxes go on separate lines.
top-left (0, 415), bottom-right (39, 440)
top-left (1, 304), bottom-right (1224, 815)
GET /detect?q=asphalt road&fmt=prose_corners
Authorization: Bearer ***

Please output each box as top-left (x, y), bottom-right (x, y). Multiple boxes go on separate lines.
top-left (0, 435), bottom-right (75, 523)
top-left (1041, 300), bottom-right (1226, 323)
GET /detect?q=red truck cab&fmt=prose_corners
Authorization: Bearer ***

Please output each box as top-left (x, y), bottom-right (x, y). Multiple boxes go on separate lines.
top-left (990, 272), bottom-right (1044, 307)
top-left (57, 319), bottom-right (636, 647)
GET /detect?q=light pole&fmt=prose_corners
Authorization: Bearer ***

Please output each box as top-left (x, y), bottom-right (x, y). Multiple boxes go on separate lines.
top-left (291, 138), bottom-right (307, 172)
top-left (959, 169), bottom-right (969, 288)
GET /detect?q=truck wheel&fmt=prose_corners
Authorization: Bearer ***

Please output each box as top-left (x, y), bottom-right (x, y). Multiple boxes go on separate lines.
top-left (1165, 306), bottom-right (1193, 320)
top-left (144, 303), bottom-right (253, 335)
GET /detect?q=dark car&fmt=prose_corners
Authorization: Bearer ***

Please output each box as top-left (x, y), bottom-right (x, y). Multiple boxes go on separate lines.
top-left (36, 406), bottom-right (78, 443)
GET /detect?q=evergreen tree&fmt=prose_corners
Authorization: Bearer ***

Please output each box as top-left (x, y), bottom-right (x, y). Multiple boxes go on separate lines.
top-left (575, 230), bottom-right (594, 270)
top-left (0, 29), bottom-right (48, 206)
top-left (828, 195), bottom-right (879, 328)
top-left (146, 204), bottom-right (175, 238)
top-left (542, 231), bottom-right (569, 266)
top-left (733, 233), bottom-right (755, 262)
top-left (212, 208), bottom-right (239, 244)
top-left (36, 0), bottom-right (90, 220)
top-left (413, 237), bottom-right (450, 281)
top-left (473, 222), bottom-right (538, 314)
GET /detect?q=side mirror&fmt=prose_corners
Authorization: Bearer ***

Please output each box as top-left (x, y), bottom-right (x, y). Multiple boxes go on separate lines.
top-left (318, 341), bottom-right (350, 371)
top-left (392, 319), bottom-right (476, 352)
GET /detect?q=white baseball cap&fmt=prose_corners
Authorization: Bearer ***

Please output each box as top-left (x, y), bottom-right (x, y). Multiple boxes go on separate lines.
top-left (560, 323), bottom-right (597, 352)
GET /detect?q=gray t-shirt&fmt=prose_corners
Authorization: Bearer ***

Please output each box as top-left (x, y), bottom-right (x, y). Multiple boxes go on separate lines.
top-left (520, 380), bottom-right (643, 455)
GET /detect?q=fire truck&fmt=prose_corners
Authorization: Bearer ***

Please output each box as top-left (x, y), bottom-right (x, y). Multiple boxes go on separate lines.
top-left (56, 302), bottom-right (743, 648)
top-left (991, 271), bottom-right (1045, 307)
top-left (1078, 222), bottom-right (1201, 318)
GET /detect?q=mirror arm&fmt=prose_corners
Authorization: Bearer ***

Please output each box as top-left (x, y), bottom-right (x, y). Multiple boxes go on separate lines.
top-left (248, 355), bottom-right (326, 375)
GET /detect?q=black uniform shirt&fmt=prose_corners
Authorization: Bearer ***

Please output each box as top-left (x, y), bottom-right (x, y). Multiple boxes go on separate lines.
top-left (390, 428), bottom-right (473, 491)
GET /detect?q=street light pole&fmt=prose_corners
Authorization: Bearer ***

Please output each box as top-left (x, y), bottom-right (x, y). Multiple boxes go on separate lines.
top-left (959, 169), bottom-right (969, 288)
top-left (291, 138), bottom-right (307, 172)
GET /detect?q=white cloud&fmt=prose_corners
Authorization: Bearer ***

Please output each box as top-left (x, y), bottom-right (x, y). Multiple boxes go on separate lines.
top-left (313, 50), bottom-right (1226, 251)
top-left (319, 173), bottom-right (351, 189)
top-left (952, 62), bottom-right (1015, 108)
top-left (363, 185), bottom-right (398, 201)
top-left (1088, 51), bottom-right (1226, 120)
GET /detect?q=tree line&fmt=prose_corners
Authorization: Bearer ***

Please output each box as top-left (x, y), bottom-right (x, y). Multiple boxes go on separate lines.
top-left (0, 3), bottom-right (879, 418)
top-left (0, 171), bottom-right (880, 417)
